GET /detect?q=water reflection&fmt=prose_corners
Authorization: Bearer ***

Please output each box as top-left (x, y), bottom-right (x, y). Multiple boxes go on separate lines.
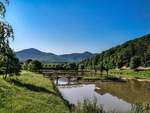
top-left (59, 84), bottom-right (131, 112)
top-left (54, 78), bottom-right (74, 85)
top-left (95, 80), bottom-right (150, 104)
top-left (58, 80), bottom-right (150, 112)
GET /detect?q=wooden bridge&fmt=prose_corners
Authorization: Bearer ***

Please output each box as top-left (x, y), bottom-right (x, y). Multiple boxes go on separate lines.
top-left (40, 69), bottom-right (86, 85)
top-left (40, 69), bottom-right (89, 74)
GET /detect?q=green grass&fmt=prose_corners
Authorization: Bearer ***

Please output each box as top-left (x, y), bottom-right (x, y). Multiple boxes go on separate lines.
top-left (82, 69), bottom-right (150, 81)
top-left (0, 71), bottom-right (150, 113)
top-left (109, 69), bottom-right (150, 79)
top-left (82, 76), bottom-right (102, 81)
top-left (0, 71), bottom-right (70, 113)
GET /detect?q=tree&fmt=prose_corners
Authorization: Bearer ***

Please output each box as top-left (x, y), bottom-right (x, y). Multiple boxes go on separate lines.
top-left (0, 47), bottom-right (21, 78)
top-left (98, 63), bottom-right (104, 76)
top-left (0, 1), bottom-right (14, 53)
top-left (143, 46), bottom-right (150, 67)
top-left (78, 64), bottom-right (84, 71)
top-left (0, 0), bottom-right (21, 78)
top-left (103, 57), bottom-right (113, 76)
top-left (130, 56), bottom-right (141, 70)
top-left (23, 59), bottom-right (32, 70)
top-left (28, 60), bottom-right (42, 72)
top-left (78, 34), bottom-right (150, 71)
top-left (68, 62), bottom-right (77, 70)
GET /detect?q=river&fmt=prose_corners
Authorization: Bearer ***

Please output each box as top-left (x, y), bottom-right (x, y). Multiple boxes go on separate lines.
top-left (56, 78), bottom-right (150, 112)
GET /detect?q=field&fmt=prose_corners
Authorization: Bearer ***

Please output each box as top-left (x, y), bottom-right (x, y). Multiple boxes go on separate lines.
top-left (0, 71), bottom-right (70, 113)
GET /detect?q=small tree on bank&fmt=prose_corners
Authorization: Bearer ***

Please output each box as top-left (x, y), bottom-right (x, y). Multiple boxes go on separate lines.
top-left (23, 59), bottom-right (42, 72)
top-left (29, 60), bottom-right (42, 72)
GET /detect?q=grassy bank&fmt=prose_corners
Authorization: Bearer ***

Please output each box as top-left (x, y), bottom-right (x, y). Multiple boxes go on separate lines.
top-left (82, 69), bottom-right (150, 81)
top-left (0, 71), bottom-right (70, 113)
top-left (109, 69), bottom-right (150, 79)
top-left (0, 71), bottom-right (149, 113)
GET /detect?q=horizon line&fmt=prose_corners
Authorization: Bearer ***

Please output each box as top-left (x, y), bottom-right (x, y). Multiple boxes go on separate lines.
top-left (15, 48), bottom-right (96, 55)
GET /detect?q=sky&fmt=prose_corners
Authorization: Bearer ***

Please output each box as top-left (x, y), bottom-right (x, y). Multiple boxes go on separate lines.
top-left (6, 0), bottom-right (150, 54)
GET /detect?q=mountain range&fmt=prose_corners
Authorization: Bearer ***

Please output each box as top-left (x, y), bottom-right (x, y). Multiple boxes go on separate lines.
top-left (16, 48), bottom-right (94, 63)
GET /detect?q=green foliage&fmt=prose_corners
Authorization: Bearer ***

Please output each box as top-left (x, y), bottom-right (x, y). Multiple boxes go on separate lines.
top-left (131, 104), bottom-right (150, 113)
top-left (43, 62), bottom-right (78, 70)
top-left (79, 34), bottom-right (150, 73)
top-left (130, 56), bottom-right (141, 70)
top-left (23, 59), bottom-right (42, 72)
top-left (0, 0), bottom-right (21, 78)
top-left (78, 64), bottom-right (85, 71)
top-left (74, 99), bottom-right (105, 113)
top-left (68, 62), bottom-right (78, 70)
top-left (28, 60), bottom-right (42, 72)
top-left (73, 99), bottom-right (150, 113)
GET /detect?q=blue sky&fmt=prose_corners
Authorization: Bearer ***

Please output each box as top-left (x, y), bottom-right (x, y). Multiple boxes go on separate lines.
top-left (6, 0), bottom-right (150, 54)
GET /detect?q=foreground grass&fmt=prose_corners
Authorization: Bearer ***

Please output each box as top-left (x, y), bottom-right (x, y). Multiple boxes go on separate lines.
top-left (73, 99), bottom-right (150, 113)
top-left (0, 71), bottom-right (70, 113)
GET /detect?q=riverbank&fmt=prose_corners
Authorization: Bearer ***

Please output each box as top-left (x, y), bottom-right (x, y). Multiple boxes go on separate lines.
top-left (109, 69), bottom-right (150, 82)
top-left (82, 69), bottom-right (150, 82)
top-left (0, 71), bottom-right (70, 113)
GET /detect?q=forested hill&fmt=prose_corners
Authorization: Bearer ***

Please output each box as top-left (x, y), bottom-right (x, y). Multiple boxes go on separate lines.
top-left (79, 34), bottom-right (150, 69)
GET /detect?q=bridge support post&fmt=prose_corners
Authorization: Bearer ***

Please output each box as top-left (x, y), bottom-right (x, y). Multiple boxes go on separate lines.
top-left (56, 77), bottom-right (59, 85)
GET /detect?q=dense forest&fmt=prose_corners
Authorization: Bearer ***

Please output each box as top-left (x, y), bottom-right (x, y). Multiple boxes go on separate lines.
top-left (79, 34), bottom-right (150, 71)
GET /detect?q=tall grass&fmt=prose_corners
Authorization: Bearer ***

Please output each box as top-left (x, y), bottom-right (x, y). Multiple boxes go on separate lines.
top-left (73, 99), bottom-right (150, 113)
top-left (73, 99), bottom-right (106, 113)
top-left (131, 104), bottom-right (150, 113)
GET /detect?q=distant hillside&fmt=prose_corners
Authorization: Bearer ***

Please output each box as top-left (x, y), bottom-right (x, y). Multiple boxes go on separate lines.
top-left (16, 48), bottom-right (94, 63)
top-left (80, 34), bottom-right (150, 69)
top-left (60, 51), bottom-right (94, 62)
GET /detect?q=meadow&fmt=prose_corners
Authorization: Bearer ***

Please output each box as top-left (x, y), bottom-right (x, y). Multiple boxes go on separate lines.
top-left (0, 71), bottom-right (70, 113)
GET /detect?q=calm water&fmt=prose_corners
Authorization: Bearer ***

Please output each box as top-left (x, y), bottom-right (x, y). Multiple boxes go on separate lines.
top-left (57, 78), bottom-right (150, 112)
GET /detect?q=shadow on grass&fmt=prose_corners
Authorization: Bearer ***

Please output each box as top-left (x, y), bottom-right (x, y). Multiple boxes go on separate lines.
top-left (7, 79), bottom-right (58, 96)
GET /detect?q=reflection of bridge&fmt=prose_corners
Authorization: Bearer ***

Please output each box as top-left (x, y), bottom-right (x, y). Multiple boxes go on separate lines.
top-left (40, 69), bottom-right (86, 85)
top-left (51, 76), bottom-right (83, 85)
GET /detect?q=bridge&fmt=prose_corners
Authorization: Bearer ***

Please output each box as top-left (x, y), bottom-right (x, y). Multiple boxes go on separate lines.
top-left (40, 69), bottom-right (89, 74)
top-left (50, 75), bottom-right (83, 85)
top-left (40, 69), bottom-right (87, 85)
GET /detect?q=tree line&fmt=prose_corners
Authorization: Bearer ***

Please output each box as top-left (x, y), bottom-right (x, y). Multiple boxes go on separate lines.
top-left (22, 59), bottom-right (80, 72)
top-left (22, 33), bottom-right (150, 75)
top-left (79, 34), bottom-right (150, 75)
